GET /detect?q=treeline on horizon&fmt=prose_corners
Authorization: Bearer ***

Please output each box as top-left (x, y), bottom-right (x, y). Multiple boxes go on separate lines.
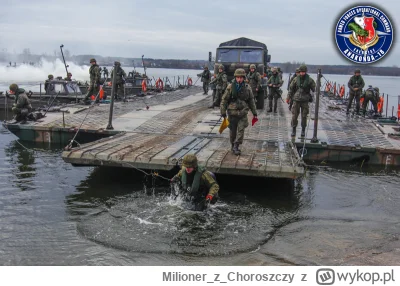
top-left (1, 50), bottom-right (399, 76)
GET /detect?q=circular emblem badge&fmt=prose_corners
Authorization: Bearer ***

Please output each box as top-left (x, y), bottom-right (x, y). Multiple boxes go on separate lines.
top-left (335, 5), bottom-right (394, 64)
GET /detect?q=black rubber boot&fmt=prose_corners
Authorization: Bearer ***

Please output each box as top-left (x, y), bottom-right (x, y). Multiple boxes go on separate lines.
top-left (231, 143), bottom-right (234, 151)
top-left (291, 127), bottom-right (296, 137)
top-left (301, 128), bottom-right (306, 137)
top-left (233, 143), bottom-right (241, 156)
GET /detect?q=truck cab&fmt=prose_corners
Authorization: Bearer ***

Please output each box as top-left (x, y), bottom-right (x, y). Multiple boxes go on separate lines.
top-left (214, 37), bottom-right (271, 109)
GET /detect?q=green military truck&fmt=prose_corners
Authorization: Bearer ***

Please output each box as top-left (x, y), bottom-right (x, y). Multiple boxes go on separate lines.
top-left (214, 37), bottom-right (271, 109)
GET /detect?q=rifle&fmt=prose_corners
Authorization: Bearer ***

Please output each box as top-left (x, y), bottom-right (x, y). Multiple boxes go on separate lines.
top-left (141, 55), bottom-right (146, 76)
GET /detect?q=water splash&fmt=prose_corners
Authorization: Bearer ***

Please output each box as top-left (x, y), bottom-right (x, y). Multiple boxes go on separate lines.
top-left (0, 58), bottom-right (90, 84)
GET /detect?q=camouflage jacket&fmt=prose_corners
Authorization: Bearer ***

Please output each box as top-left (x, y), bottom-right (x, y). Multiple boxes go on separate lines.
top-left (221, 82), bottom-right (257, 117)
top-left (288, 74), bottom-right (316, 102)
top-left (200, 70), bottom-right (211, 82)
top-left (173, 167), bottom-right (219, 197)
top-left (348, 75), bottom-right (365, 91)
top-left (14, 88), bottom-right (32, 109)
top-left (44, 80), bottom-right (55, 94)
top-left (267, 74), bottom-right (283, 88)
top-left (247, 71), bottom-right (261, 91)
top-left (362, 87), bottom-right (379, 101)
top-left (111, 66), bottom-right (127, 84)
top-left (216, 72), bottom-right (228, 91)
top-left (89, 64), bottom-right (101, 84)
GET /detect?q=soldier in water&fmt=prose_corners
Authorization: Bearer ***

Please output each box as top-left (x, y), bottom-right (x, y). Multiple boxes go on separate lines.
top-left (171, 154), bottom-right (219, 211)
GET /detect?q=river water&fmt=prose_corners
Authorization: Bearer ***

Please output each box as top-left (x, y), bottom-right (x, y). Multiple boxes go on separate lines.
top-left (0, 65), bottom-right (399, 265)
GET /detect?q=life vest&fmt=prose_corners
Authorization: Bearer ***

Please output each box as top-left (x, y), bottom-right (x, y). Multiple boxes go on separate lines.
top-left (155, 78), bottom-right (164, 90)
top-left (397, 103), bottom-right (400, 120)
top-left (325, 82), bottom-right (332, 92)
top-left (377, 96), bottom-right (384, 113)
top-left (99, 86), bottom-right (104, 99)
top-left (181, 166), bottom-right (205, 195)
top-left (333, 83), bottom-right (337, 95)
top-left (141, 79), bottom-right (147, 92)
top-left (187, 78), bottom-right (193, 86)
top-left (339, 85), bottom-right (345, 97)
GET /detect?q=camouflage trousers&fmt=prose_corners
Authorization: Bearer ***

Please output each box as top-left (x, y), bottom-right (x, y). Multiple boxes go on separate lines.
top-left (202, 82), bottom-right (209, 94)
top-left (12, 106), bottom-right (31, 121)
top-left (291, 101), bottom-right (309, 128)
top-left (113, 83), bottom-right (125, 99)
top-left (228, 114), bottom-right (249, 144)
top-left (347, 90), bottom-right (361, 113)
top-left (268, 89), bottom-right (281, 110)
top-left (85, 83), bottom-right (100, 101)
top-left (362, 95), bottom-right (378, 114)
top-left (213, 89), bottom-right (224, 107)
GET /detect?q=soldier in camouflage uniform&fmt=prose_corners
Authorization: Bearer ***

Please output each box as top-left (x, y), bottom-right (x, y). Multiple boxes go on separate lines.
top-left (44, 74), bottom-right (55, 94)
top-left (103, 67), bottom-right (109, 79)
top-left (171, 154), bottom-right (219, 211)
top-left (266, 66), bottom-right (272, 78)
top-left (220, 68), bottom-right (258, 155)
top-left (84, 58), bottom-right (101, 103)
top-left (361, 86), bottom-right (379, 116)
top-left (267, 67), bottom-right (283, 113)
top-left (277, 67), bottom-right (283, 80)
top-left (287, 68), bottom-right (300, 110)
top-left (198, 66), bottom-right (211, 94)
top-left (246, 64), bottom-right (261, 100)
top-left (212, 64), bottom-right (228, 107)
top-left (288, 65), bottom-right (316, 137)
top-left (347, 69), bottom-right (365, 115)
top-left (64, 72), bottom-right (72, 81)
top-left (208, 75), bottom-right (217, 108)
top-left (110, 61), bottom-right (127, 100)
top-left (9, 83), bottom-right (32, 123)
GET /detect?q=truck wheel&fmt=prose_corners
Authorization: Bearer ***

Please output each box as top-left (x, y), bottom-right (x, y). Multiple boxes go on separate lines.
top-left (256, 90), bottom-right (265, 109)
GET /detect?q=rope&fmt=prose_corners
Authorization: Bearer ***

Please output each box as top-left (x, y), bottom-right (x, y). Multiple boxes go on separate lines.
top-left (121, 162), bottom-right (172, 182)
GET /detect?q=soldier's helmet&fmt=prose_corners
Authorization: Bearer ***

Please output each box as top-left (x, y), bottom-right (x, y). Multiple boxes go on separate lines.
top-left (48, 74), bottom-right (54, 79)
top-left (299, 65), bottom-right (308, 72)
top-left (204, 66), bottom-right (208, 69)
top-left (295, 68), bottom-right (300, 73)
top-left (182, 154), bottom-right (198, 168)
top-left (114, 61), bottom-right (120, 66)
top-left (354, 69), bottom-right (361, 74)
top-left (90, 58), bottom-right (96, 63)
top-left (234, 68), bottom-right (246, 77)
top-left (9, 83), bottom-right (18, 92)
top-left (218, 64), bottom-right (224, 71)
top-left (250, 64), bottom-right (256, 69)
top-left (374, 87), bottom-right (380, 93)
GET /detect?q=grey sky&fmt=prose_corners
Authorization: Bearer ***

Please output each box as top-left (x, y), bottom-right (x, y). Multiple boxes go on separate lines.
top-left (0, 0), bottom-right (399, 66)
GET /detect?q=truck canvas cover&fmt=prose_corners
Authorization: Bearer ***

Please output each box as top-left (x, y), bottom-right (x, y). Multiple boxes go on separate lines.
top-left (219, 37), bottom-right (267, 50)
